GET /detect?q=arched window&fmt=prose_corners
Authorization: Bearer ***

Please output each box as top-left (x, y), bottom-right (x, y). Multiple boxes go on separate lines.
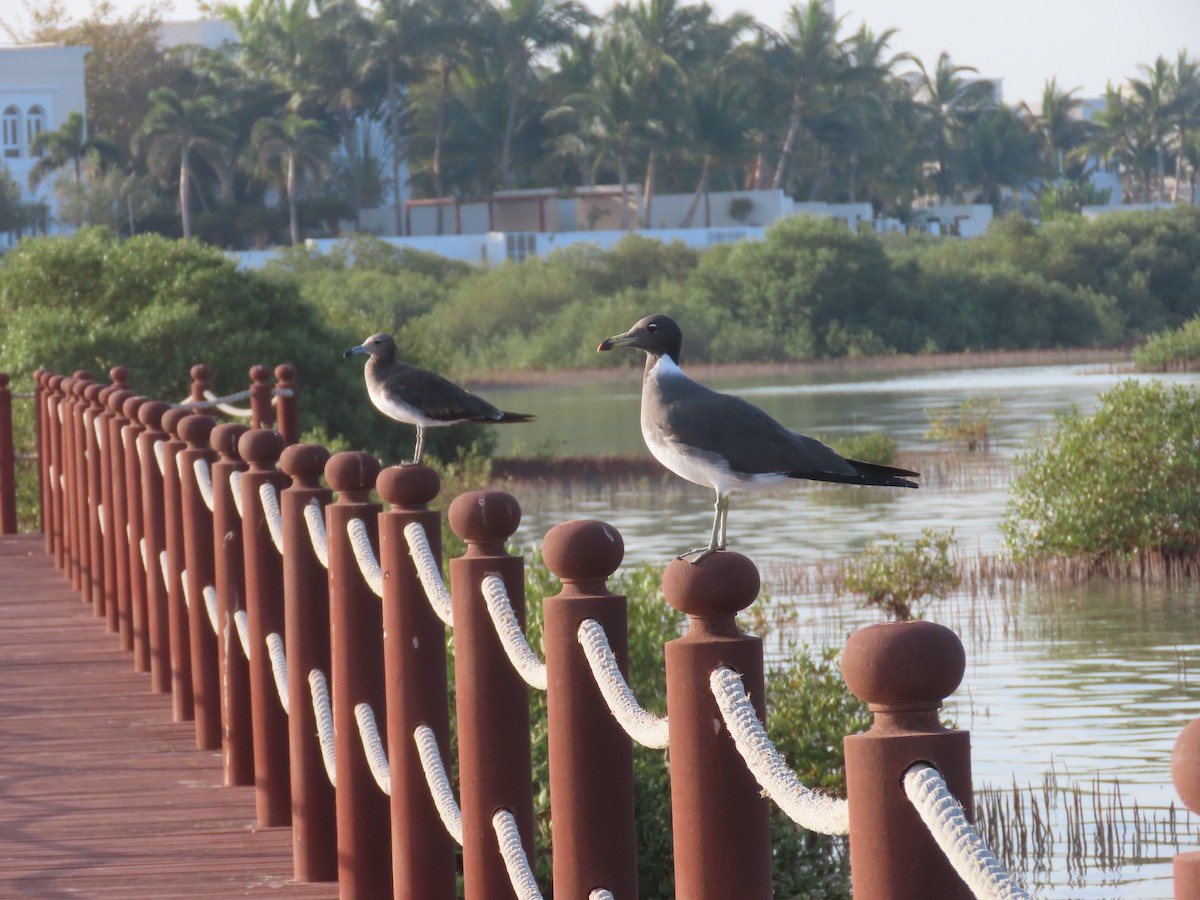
top-left (2, 106), bottom-right (20, 158)
top-left (26, 105), bottom-right (46, 156)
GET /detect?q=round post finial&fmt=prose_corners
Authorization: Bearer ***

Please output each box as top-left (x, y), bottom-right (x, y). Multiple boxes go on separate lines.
top-left (211, 422), bottom-right (250, 459)
top-left (841, 620), bottom-right (965, 723)
top-left (662, 551), bottom-right (760, 619)
top-left (109, 366), bottom-right (130, 387)
top-left (324, 450), bottom-right (380, 499)
top-left (542, 520), bottom-right (623, 589)
top-left (178, 414), bottom-right (217, 450)
top-left (138, 400), bottom-right (171, 429)
top-left (376, 464), bottom-right (440, 510)
top-left (280, 443), bottom-right (330, 487)
top-left (162, 407), bottom-right (193, 439)
top-left (121, 395), bottom-right (147, 421)
top-left (448, 490), bottom-right (520, 553)
top-left (239, 429), bottom-right (285, 470)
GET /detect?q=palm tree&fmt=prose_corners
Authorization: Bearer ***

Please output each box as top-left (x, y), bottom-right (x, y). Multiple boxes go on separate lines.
top-left (959, 105), bottom-right (1045, 209)
top-left (1165, 51), bottom-right (1200, 202)
top-left (1020, 78), bottom-right (1093, 179)
top-left (767, 0), bottom-right (848, 192)
top-left (679, 75), bottom-right (751, 227)
top-left (28, 112), bottom-right (117, 189)
top-left (137, 87), bottom-right (235, 239)
top-left (909, 51), bottom-right (998, 202)
top-left (487, 0), bottom-right (594, 189)
top-left (251, 114), bottom-right (334, 244)
top-left (1129, 55), bottom-right (1175, 201)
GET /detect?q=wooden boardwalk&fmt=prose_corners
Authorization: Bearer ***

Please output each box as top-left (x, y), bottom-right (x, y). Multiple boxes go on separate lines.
top-left (0, 534), bottom-right (340, 898)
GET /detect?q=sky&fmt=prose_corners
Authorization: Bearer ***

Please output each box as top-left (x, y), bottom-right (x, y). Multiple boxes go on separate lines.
top-left (31, 0), bottom-right (1200, 109)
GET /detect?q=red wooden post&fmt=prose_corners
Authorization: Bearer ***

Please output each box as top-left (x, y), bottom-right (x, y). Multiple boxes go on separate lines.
top-left (274, 364), bottom-right (300, 446)
top-left (138, 401), bottom-right (173, 694)
top-left (47, 374), bottom-right (65, 568)
top-left (841, 620), bottom-right (973, 900)
top-left (162, 407), bottom-right (195, 722)
top-left (238, 428), bottom-right (292, 827)
top-left (65, 374), bottom-right (89, 590)
top-left (190, 364), bottom-right (212, 405)
top-left (1173, 719), bottom-right (1200, 897)
top-left (325, 450), bottom-right (392, 898)
top-left (96, 377), bottom-right (119, 631)
top-left (249, 364), bottom-right (274, 431)
top-left (34, 370), bottom-right (49, 543)
top-left (179, 413), bottom-right (221, 751)
top-left (82, 383), bottom-right (107, 615)
top-left (663, 552), bottom-right (772, 900)
top-left (71, 375), bottom-right (94, 596)
top-left (375, 465), bottom-right (456, 900)
top-left (0, 373), bottom-right (16, 534)
top-left (106, 388), bottom-right (135, 649)
top-left (542, 519), bottom-right (638, 899)
top-left (122, 394), bottom-right (151, 673)
top-left (448, 490), bottom-right (533, 900)
top-left (279, 442), bottom-right (337, 882)
top-left (211, 422), bottom-right (255, 786)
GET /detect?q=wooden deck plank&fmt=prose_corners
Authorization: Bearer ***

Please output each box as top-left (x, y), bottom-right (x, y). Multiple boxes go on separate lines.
top-left (0, 534), bottom-right (341, 899)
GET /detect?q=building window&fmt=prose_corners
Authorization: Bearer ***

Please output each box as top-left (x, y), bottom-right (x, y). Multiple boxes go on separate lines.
top-left (505, 232), bottom-right (537, 262)
top-left (3, 106), bottom-right (21, 158)
top-left (26, 105), bottom-right (46, 156)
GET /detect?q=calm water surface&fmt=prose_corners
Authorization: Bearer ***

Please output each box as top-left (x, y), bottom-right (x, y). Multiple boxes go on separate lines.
top-left (485, 361), bottom-right (1200, 898)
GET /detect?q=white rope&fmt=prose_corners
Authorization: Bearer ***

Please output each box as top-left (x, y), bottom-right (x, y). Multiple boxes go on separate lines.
top-left (159, 550), bottom-right (169, 590)
top-left (354, 702), bottom-right (392, 796)
top-left (202, 585), bottom-right (219, 635)
top-left (181, 569), bottom-right (189, 609)
top-left (233, 609), bottom-right (250, 659)
top-left (153, 439), bottom-right (165, 476)
top-left (258, 483), bottom-right (284, 555)
top-left (414, 725), bottom-right (464, 845)
top-left (308, 669), bottom-right (337, 787)
top-left (347, 518), bottom-right (383, 598)
top-left (202, 387), bottom-right (254, 418)
top-left (903, 763), bottom-right (1032, 899)
top-left (266, 633), bottom-right (289, 714)
top-left (194, 459), bottom-right (214, 512)
top-left (577, 619), bottom-right (669, 749)
top-left (492, 809), bottom-right (542, 900)
top-left (229, 470), bottom-right (244, 519)
top-left (273, 386), bottom-right (294, 397)
top-left (709, 667), bottom-right (850, 836)
top-left (97, 501), bottom-right (104, 536)
top-left (139, 538), bottom-right (148, 573)
top-left (480, 575), bottom-right (547, 691)
top-left (589, 892), bottom-right (615, 900)
top-left (303, 499), bottom-right (329, 569)
top-left (403, 522), bottom-right (453, 627)
top-left (93, 413), bottom-right (104, 451)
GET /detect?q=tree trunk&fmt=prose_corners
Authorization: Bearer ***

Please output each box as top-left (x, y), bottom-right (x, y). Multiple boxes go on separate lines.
top-left (680, 156), bottom-right (712, 228)
top-left (501, 66), bottom-right (523, 190)
top-left (641, 147), bottom-right (656, 229)
top-left (617, 147), bottom-right (631, 230)
top-left (387, 61), bottom-right (405, 236)
top-left (179, 148), bottom-right (191, 240)
top-left (772, 87), bottom-right (803, 191)
top-left (287, 152), bottom-right (300, 246)
top-left (434, 58), bottom-right (450, 235)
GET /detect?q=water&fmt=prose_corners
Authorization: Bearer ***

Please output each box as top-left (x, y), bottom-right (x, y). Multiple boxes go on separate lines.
top-left (483, 360), bottom-right (1200, 898)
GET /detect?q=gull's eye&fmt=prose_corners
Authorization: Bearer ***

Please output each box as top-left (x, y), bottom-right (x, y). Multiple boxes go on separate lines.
top-left (647, 323), bottom-right (658, 332)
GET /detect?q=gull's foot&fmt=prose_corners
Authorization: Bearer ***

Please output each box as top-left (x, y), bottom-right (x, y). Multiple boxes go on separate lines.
top-left (677, 546), bottom-right (719, 565)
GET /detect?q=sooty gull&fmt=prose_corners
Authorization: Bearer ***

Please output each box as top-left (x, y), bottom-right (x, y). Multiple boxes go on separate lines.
top-left (344, 332), bottom-right (534, 465)
top-left (598, 314), bottom-right (919, 562)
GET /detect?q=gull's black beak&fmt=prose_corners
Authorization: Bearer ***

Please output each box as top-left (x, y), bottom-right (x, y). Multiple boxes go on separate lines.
top-left (343, 345), bottom-right (364, 359)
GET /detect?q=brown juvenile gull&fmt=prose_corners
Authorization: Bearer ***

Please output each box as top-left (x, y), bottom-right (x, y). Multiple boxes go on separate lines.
top-left (598, 314), bottom-right (919, 562)
top-left (344, 332), bottom-right (534, 465)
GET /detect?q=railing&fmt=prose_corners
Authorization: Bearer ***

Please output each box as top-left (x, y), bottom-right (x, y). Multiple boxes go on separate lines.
top-left (3, 362), bottom-right (1196, 899)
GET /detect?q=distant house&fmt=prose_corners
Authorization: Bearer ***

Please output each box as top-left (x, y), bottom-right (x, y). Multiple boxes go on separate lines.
top-left (0, 42), bottom-right (90, 248)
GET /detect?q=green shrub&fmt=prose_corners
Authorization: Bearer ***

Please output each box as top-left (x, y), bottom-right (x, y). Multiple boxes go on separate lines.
top-left (1133, 315), bottom-right (1200, 372)
top-left (1003, 380), bottom-right (1200, 561)
top-left (925, 397), bottom-right (1002, 451)
top-left (825, 430), bottom-right (899, 466)
top-left (842, 528), bottom-right (961, 621)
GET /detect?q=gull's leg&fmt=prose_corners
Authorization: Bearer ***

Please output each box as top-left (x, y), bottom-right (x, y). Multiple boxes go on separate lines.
top-left (716, 494), bottom-right (729, 549)
top-left (411, 426), bottom-right (426, 465)
top-left (679, 492), bottom-right (725, 564)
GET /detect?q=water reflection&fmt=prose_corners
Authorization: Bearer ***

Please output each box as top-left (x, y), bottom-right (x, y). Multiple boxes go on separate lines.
top-left (489, 361), bottom-right (1200, 898)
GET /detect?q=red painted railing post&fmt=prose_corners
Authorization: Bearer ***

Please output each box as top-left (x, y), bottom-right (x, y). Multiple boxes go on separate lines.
top-left (65, 373), bottom-right (91, 590)
top-left (662, 552), bottom-right (773, 900)
top-left (325, 450), bottom-right (392, 898)
top-left (274, 363), bottom-right (300, 446)
top-left (96, 373), bottom-right (122, 633)
top-left (448, 490), bottom-right (533, 900)
top-left (375, 465), bottom-right (456, 900)
top-left (190, 363), bottom-right (212, 405)
top-left (34, 370), bottom-right (49, 543)
top-left (238, 428), bottom-right (292, 827)
top-left (179, 413), bottom-right (221, 751)
top-left (46, 374), bottom-right (65, 568)
top-left (82, 383), bottom-right (107, 616)
top-left (162, 407), bottom-right (195, 722)
top-left (249, 365), bottom-right (274, 431)
top-left (70, 375), bottom-right (94, 596)
top-left (106, 388), bottom-right (135, 649)
top-left (122, 394), bottom-right (151, 673)
top-left (59, 374), bottom-right (78, 585)
top-left (138, 401), bottom-right (173, 694)
top-left (279, 442), bottom-right (337, 882)
top-left (1173, 719), bottom-right (1200, 897)
top-left (211, 422), bottom-right (255, 786)
top-left (542, 520), bottom-right (638, 899)
top-left (0, 373), bottom-right (17, 534)
top-left (841, 621), bottom-right (973, 900)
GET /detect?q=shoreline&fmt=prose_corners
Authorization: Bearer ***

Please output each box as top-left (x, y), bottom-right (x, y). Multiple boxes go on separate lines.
top-left (466, 345), bottom-right (1133, 389)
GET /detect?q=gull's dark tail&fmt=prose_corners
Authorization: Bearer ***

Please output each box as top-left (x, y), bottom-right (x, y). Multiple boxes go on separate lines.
top-left (793, 458), bottom-right (920, 489)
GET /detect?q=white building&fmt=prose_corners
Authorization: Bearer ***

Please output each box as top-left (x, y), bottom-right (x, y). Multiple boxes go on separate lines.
top-left (0, 42), bottom-right (90, 246)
